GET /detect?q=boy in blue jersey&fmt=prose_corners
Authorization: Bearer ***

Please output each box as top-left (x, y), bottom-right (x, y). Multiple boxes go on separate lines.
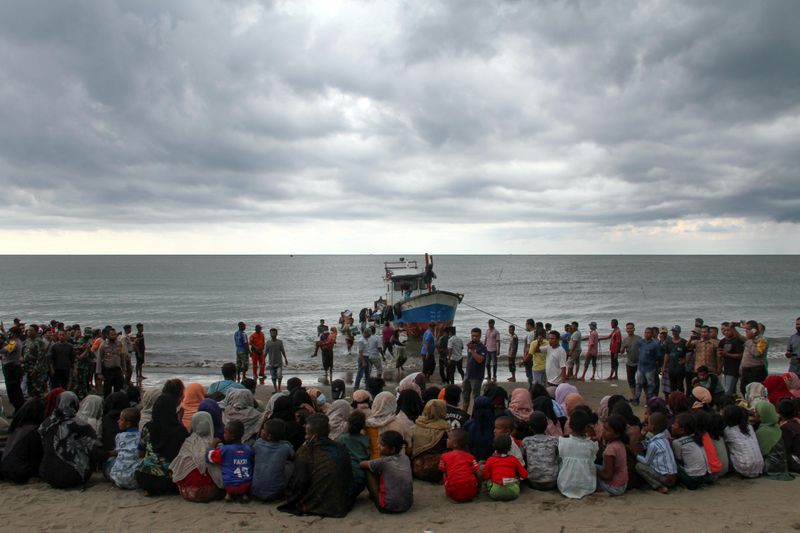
top-left (208, 420), bottom-right (255, 502)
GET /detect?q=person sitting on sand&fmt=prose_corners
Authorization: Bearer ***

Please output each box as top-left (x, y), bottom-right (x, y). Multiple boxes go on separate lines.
top-left (0, 397), bottom-right (45, 483)
top-left (723, 405), bottom-right (764, 478)
top-left (557, 409), bottom-right (599, 499)
top-left (595, 414), bottom-right (628, 496)
top-left (410, 400), bottom-right (449, 482)
top-left (635, 412), bottom-right (678, 493)
top-left (207, 362), bottom-right (245, 401)
top-left (521, 412), bottom-right (559, 490)
top-left (136, 394), bottom-right (188, 495)
top-left (106, 407), bottom-right (141, 490)
top-left (483, 433), bottom-right (527, 501)
top-left (250, 419), bottom-right (295, 502)
top-left (280, 414), bottom-right (355, 517)
top-left (38, 391), bottom-right (97, 489)
top-left (170, 411), bottom-right (223, 502)
top-left (207, 420), bottom-right (254, 502)
top-left (438, 428), bottom-right (481, 502)
top-left (360, 430), bottom-right (414, 513)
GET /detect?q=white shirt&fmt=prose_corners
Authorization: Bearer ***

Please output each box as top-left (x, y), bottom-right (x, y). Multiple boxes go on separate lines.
top-left (447, 336), bottom-right (465, 361)
top-left (545, 345), bottom-right (567, 384)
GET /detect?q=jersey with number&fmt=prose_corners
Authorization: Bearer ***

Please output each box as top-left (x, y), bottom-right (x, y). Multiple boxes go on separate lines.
top-left (208, 443), bottom-right (254, 486)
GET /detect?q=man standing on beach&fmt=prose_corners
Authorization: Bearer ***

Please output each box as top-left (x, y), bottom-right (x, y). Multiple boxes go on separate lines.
top-left (23, 325), bottom-right (49, 398)
top-left (462, 327), bottom-right (487, 412)
top-left (266, 327), bottom-right (288, 393)
top-left (544, 331), bottom-right (567, 386)
top-left (48, 330), bottom-right (74, 390)
top-left (522, 319), bottom-right (536, 387)
top-left (620, 322), bottom-right (641, 403)
top-left (735, 320), bottom-right (768, 394)
top-left (317, 326), bottom-right (335, 384)
top-left (2, 327), bottom-right (25, 409)
top-left (121, 324), bottom-right (136, 386)
top-left (785, 317), bottom-right (800, 377)
top-left (134, 323), bottom-right (146, 383)
top-left (356, 327), bottom-right (381, 389)
top-left (507, 324), bottom-right (518, 382)
top-left (579, 322), bottom-right (598, 381)
top-left (312, 319), bottom-right (326, 357)
top-left (600, 319), bottom-right (622, 380)
top-left (484, 319), bottom-right (500, 382)
top-left (635, 327), bottom-right (661, 405)
top-left (234, 322), bottom-right (249, 383)
top-left (447, 326), bottom-right (465, 384)
top-left (96, 327), bottom-right (127, 396)
top-left (687, 325), bottom-right (719, 377)
top-left (249, 324), bottom-right (266, 383)
top-left (718, 322), bottom-right (743, 394)
top-left (684, 318), bottom-right (704, 393)
top-left (421, 322), bottom-right (436, 380)
top-left (664, 326), bottom-right (687, 394)
top-left (567, 321), bottom-right (582, 380)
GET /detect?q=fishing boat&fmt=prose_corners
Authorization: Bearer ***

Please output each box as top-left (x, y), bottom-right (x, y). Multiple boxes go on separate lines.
top-left (381, 254), bottom-right (463, 338)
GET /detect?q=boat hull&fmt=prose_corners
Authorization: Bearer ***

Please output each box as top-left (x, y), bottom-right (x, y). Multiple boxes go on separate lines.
top-left (394, 291), bottom-right (461, 338)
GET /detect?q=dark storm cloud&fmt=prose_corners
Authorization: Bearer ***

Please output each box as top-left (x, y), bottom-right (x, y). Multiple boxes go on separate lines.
top-left (0, 0), bottom-right (798, 233)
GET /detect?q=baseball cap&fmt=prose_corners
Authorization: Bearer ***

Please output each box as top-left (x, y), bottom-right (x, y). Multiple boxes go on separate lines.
top-left (670, 325), bottom-right (681, 333)
top-left (589, 321), bottom-right (597, 328)
top-left (659, 326), bottom-right (668, 334)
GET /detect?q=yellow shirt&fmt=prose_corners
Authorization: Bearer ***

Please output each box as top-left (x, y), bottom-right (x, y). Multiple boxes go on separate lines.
top-left (529, 339), bottom-right (546, 371)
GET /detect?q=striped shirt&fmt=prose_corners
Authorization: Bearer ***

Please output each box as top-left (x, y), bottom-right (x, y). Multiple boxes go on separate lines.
top-left (637, 430), bottom-right (678, 475)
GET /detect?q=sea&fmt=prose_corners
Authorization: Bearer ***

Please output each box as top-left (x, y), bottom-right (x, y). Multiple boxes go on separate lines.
top-left (0, 255), bottom-right (797, 386)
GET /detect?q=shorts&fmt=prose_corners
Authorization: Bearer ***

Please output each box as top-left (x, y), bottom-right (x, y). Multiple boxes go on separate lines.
top-left (322, 350), bottom-right (333, 371)
top-left (236, 351), bottom-right (249, 373)
top-left (395, 348), bottom-right (407, 368)
top-left (269, 365), bottom-right (283, 382)
top-left (626, 364), bottom-right (637, 388)
top-left (225, 482), bottom-right (252, 495)
top-left (422, 354), bottom-right (435, 375)
top-left (485, 480), bottom-right (520, 501)
top-left (369, 357), bottom-right (383, 376)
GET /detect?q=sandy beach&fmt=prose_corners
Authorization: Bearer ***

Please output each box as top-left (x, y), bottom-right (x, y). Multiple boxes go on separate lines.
top-left (1, 379), bottom-right (798, 533)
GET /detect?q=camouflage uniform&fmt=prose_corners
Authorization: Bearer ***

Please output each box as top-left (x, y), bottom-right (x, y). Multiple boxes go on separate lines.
top-left (22, 336), bottom-right (49, 397)
top-left (71, 335), bottom-right (95, 399)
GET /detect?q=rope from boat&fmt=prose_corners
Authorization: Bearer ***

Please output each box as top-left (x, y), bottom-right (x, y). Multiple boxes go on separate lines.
top-left (460, 302), bottom-right (522, 328)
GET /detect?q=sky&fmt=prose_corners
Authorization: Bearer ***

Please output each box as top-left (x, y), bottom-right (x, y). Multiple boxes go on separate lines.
top-left (1, 0), bottom-right (798, 254)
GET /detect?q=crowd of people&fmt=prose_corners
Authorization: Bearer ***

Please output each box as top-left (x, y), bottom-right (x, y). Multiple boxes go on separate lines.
top-left (0, 315), bottom-right (798, 518)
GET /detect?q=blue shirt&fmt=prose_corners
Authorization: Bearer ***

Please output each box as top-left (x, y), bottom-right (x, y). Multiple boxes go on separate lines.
top-left (638, 339), bottom-right (661, 373)
top-left (561, 332), bottom-right (571, 353)
top-left (422, 329), bottom-right (435, 356)
top-left (207, 379), bottom-right (245, 397)
top-left (208, 443), bottom-right (254, 487)
top-left (251, 439), bottom-right (294, 500)
top-left (466, 341), bottom-right (488, 380)
top-left (234, 330), bottom-right (248, 352)
top-left (637, 430), bottom-right (678, 475)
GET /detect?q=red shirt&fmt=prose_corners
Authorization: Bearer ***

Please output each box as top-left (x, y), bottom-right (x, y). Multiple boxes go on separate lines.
top-left (482, 453), bottom-right (528, 485)
top-left (439, 449), bottom-right (478, 489)
top-left (609, 329), bottom-right (622, 354)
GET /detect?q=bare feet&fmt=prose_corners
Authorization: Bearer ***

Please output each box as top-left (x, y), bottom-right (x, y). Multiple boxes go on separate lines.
top-left (656, 486), bottom-right (669, 494)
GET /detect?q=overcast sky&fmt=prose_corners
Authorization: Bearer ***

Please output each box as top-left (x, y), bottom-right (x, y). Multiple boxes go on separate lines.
top-left (1, 0), bottom-right (798, 254)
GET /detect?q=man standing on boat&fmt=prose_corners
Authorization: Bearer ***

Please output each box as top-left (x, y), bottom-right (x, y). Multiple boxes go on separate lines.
top-left (483, 319), bottom-right (500, 382)
top-left (421, 322), bottom-right (436, 381)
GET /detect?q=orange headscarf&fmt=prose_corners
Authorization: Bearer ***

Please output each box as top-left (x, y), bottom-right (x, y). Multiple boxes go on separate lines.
top-left (181, 383), bottom-right (206, 431)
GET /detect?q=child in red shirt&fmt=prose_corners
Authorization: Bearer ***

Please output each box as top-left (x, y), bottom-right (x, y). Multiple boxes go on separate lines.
top-left (438, 429), bottom-right (481, 502)
top-left (483, 434), bottom-right (528, 501)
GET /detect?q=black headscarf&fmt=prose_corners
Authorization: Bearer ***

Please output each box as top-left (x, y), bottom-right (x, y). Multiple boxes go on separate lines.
top-left (331, 379), bottom-right (346, 400)
top-left (9, 397), bottom-right (45, 433)
top-left (422, 386), bottom-right (441, 404)
top-left (292, 389), bottom-right (314, 411)
top-left (271, 395), bottom-right (295, 422)
top-left (102, 391), bottom-right (130, 451)
top-left (366, 377), bottom-right (386, 399)
top-left (533, 395), bottom-right (558, 425)
top-left (148, 394), bottom-right (188, 461)
top-left (396, 389), bottom-right (424, 422)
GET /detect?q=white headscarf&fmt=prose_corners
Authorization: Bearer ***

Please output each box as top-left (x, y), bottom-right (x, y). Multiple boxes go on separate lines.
top-left (76, 394), bottom-right (104, 434)
top-left (327, 400), bottom-right (352, 441)
top-left (169, 411), bottom-right (223, 487)
top-left (223, 389), bottom-right (263, 442)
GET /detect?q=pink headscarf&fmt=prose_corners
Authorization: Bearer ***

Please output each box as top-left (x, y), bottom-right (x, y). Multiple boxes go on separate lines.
top-left (508, 388), bottom-right (534, 421)
top-left (555, 383), bottom-right (578, 408)
top-left (564, 393), bottom-right (585, 416)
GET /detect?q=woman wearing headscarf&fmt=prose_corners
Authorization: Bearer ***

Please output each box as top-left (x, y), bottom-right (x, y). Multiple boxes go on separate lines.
top-left (223, 388), bottom-right (263, 444)
top-left (270, 395), bottom-right (305, 451)
top-left (555, 383), bottom-right (578, 409)
top-left (180, 383), bottom-right (206, 431)
top-left (691, 386), bottom-right (713, 411)
top-left (763, 375), bottom-right (792, 407)
top-left (44, 387), bottom-right (65, 418)
top-left (198, 398), bottom-right (224, 440)
top-left (784, 373), bottom-right (800, 398)
top-left (170, 411), bottom-right (224, 502)
top-left (135, 394), bottom-right (189, 495)
top-left (506, 388), bottom-right (534, 423)
top-left (0, 398), bottom-right (45, 483)
top-left (410, 400), bottom-right (449, 481)
top-left (483, 383), bottom-right (508, 417)
top-left (292, 389), bottom-right (316, 416)
top-left (76, 394), bottom-right (104, 437)
top-left (422, 386), bottom-right (441, 404)
top-left (396, 389), bottom-right (424, 423)
top-left (745, 382), bottom-right (768, 409)
top-left (396, 372), bottom-right (425, 398)
top-left (564, 393), bottom-right (586, 417)
top-left (38, 391), bottom-right (96, 488)
top-left (327, 400), bottom-right (352, 442)
top-left (465, 396), bottom-right (495, 461)
top-left (365, 392), bottom-right (409, 458)
top-left (101, 391), bottom-right (130, 451)
top-left (756, 401), bottom-right (794, 480)
top-left (138, 388), bottom-right (162, 431)
top-left (351, 389), bottom-right (372, 414)
top-left (533, 395), bottom-right (563, 437)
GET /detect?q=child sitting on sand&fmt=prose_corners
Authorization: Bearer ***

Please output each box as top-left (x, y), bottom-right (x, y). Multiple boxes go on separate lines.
top-left (338, 410), bottom-right (370, 496)
top-left (483, 434), bottom-right (528, 501)
top-left (250, 419), bottom-right (294, 501)
top-left (438, 428), bottom-right (481, 502)
top-left (207, 420), bottom-right (254, 502)
top-left (671, 413), bottom-right (711, 489)
top-left (595, 414), bottom-right (628, 496)
top-left (494, 416), bottom-right (524, 464)
top-left (521, 412), bottom-right (559, 490)
top-left (557, 409), bottom-right (599, 499)
top-left (360, 430), bottom-right (413, 513)
top-left (107, 407), bottom-right (141, 489)
top-left (635, 412), bottom-right (678, 493)
top-left (722, 405), bottom-right (764, 478)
